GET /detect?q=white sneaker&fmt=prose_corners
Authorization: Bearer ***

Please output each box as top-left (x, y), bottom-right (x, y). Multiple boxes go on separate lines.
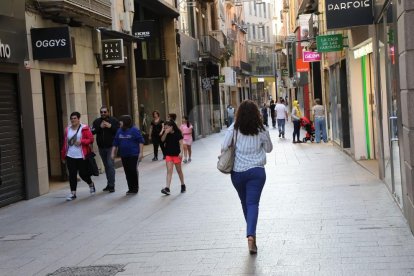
top-left (89, 183), bottom-right (96, 194)
top-left (66, 194), bottom-right (76, 201)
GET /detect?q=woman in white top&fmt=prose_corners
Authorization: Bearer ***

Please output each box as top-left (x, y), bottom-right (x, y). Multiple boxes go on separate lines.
top-left (221, 100), bottom-right (273, 255)
top-left (312, 98), bottom-right (327, 143)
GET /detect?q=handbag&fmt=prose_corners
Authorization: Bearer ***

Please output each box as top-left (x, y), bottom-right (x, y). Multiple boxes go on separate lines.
top-left (217, 130), bottom-right (237, 174)
top-left (86, 151), bottom-right (99, 176)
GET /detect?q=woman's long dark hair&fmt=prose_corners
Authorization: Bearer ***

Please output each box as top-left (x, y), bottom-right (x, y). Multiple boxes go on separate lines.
top-left (234, 100), bottom-right (265, 135)
top-left (183, 115), bottom-right (190, 128)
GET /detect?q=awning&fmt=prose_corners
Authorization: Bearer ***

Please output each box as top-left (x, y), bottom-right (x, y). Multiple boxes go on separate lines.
top-left (98, 28), bottom-right (139, 42)
top-left (140, 0), bottom-right (180, 18)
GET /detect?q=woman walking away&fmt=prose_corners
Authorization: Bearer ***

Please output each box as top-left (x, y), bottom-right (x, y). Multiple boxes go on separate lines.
top-left (149, 110), bottom-right (165, 161)
top-left (111, 115), bottom-right (144, 195)
top-left (312, 98), bottom-right (327, 143)
top-left (180, 116), bottom-right (193, 163)
top-left (221, 100), bottom-right (273, 255)
top-left (160, 121), bottom-right (186, 195)
top-left (291, 100), bottom-right (302, 143)
top-left (61, 111), bottom-right (95, 201)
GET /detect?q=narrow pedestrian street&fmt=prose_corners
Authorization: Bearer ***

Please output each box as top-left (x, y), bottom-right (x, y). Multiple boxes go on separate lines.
top-left (1, 125), bottom-right (414, 276)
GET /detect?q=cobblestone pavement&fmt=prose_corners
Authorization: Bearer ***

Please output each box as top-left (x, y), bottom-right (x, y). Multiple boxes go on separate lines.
top-left (1, 125), bottom-right (414, 275)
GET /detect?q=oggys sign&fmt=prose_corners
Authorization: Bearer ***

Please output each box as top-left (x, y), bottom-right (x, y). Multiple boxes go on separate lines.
top-left (31, 27), bottom-right (72, 60)
top-left (325, 0), bottom-right (374, 30)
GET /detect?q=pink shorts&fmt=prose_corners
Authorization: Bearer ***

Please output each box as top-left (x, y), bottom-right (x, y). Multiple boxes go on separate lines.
top-left (183, 138), bottom-right (193, 145)
top-left (165, 155), bottom-right (182, 164)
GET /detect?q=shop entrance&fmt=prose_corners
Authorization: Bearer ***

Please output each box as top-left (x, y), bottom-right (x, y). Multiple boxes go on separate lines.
top-left (0, 73), bottom-right (25, 207)
top-left (41, 73), bottom-right (65, 185)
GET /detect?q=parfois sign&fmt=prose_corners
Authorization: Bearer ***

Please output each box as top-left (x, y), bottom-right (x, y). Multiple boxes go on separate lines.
top-left (325, 0), bottom-right (374, 30)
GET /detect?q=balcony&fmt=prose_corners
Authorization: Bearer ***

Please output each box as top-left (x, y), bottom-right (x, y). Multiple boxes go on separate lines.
top-left (136, 59), bottom-right (169, 78)
top-left (35, 0), bottom-right (111, 27)
top-left (240, 61), bottom-right (252, 74)
top-left (209, 30), bottom-right (227, 48)
top-left (199, 35), bottom-right (221, 61)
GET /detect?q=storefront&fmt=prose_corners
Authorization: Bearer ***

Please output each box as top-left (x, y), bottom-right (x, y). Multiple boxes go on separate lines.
top-left (375, 0), bottom-right (402, 206)
top-left (0, 9), bottom-right (37, 207)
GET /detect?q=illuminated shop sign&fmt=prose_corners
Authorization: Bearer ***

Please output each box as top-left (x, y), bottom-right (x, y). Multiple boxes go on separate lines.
top-left (303, 51), bottom-right (321, 62)
top-left (102, 39), bottom-right (124, 64)
top-left (31, 27), bottom-right (72, 60)
top-left (325, 0), bottom-right (374, 30)
top-left (132, 20), bottom-right (157, 41)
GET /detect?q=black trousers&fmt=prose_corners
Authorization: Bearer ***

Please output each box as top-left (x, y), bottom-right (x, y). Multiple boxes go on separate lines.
top-left (66, 156), bottom-right (92, 192)
top-left (121, 156), bottom-right (139, 192)
top-left (152, 138), bottom-right (166, 158)
top-left (293, 120), bottom-right (301, 142)
top-left (271, 112), bottom-right (276, 127)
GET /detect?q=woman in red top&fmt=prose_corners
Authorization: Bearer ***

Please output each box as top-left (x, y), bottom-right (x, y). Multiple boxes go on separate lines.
top-left (179, 116), bottom-right (193, 163)
top-left (61, 112), bottom-right (95, 201)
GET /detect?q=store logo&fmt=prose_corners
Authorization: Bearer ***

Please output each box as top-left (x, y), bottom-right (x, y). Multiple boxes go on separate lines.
top-left (31, 27), bottom-right (72, 60)
top-left (34, 39), bottom-right (67, 48)
top-left (0, 40), bottom-right (11, 59)
top-left (327, 0), bottom-right (370, 11)
top-left (325, 0), bottom-right (373, 30)
top-left (303, 51), bottom-right (321, 62)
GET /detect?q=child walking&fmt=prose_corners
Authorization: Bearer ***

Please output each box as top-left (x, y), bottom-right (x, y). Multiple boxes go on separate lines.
top-left (180, 116), bottom-right (193, 163)
top-left (160, 120), bottom-right (186, 195)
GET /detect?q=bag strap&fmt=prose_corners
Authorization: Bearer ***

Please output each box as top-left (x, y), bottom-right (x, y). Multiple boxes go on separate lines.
top-left (69, 124), bottom-right (82, 142)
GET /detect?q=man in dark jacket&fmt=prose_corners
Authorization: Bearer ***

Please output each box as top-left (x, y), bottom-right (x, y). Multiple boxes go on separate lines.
top-left (92, 106), bottom-right (119, 192)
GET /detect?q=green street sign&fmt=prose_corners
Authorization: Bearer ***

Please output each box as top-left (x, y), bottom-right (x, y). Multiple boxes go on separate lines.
top-left (281, 69), bottom-right (289, 77)
top-left (316, 34), bottom-right (343, 53)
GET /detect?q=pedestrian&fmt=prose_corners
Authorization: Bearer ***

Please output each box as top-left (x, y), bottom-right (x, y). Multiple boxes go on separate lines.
top-left (91, 106), bottom-right (119, 193)
top-left (275, 98), bottom-right (289, 138)
top-left (261, 103), bottom-right (269, 127)
top-left (167, 113), bottom-right (177, 122)
top-left (312, 98), bottom-right (327, 143)
top-left (61, 111), bottom-right (95, 201)
top-left (227, 105), bottom-right (235, 126)
top-left (149, 110), bottom-right (166, 161)
top-left (111, 115), bottom-right (144, 195)
top-left (180, 115), bottom-right (193, 163)
top-left (221, 100), bottom-right (273, 255)
top-left (291, 100), bottom-right (302, 143)
top-left (160, 120), bottom-right (186, 195)
top-left (269, 100), bottom-right (276, 128)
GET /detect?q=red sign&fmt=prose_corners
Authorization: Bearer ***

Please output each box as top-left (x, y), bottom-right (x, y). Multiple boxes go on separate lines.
top-left (296, 58), bottom-right (309, 72)
top-left (303, 51), bottom-right (321, 62)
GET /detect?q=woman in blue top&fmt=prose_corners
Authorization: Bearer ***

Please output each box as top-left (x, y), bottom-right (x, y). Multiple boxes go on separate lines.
top-left (111, 115), bottom-right (144, 195)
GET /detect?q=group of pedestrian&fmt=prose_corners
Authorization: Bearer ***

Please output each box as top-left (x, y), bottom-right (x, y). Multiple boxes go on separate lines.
top-left (258, 97), bottom-right (327, 143)
top-left (61, 107), bottom-right (191, 201)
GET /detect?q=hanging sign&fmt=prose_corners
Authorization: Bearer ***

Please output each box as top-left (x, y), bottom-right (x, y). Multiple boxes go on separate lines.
top-left (281, 69), bottom-right (289, 76)
top-left (102, 39), bottom-right (124, 64)
top-left (303, 51), bottom-right (321, 62)
top-left (316, 34), bottom-right (343, 52)
top-left (132, 20), bottom-right (158, 41)
top-left (296, 58), bottom-right (309, 72)
top-left (31, 27), bottom-right (72, 60)
top-left (325, 0), bottom-right (374, 30)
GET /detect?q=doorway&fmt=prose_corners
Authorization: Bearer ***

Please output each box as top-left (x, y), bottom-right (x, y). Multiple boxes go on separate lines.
top-left (41, 73), bottom-right (65, 185)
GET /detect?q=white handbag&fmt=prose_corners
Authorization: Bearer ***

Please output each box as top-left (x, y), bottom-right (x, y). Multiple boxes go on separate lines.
top-left (217, 131), bottom-right (237, 174)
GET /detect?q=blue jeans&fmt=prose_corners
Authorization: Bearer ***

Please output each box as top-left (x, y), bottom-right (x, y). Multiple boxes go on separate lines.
top-left (231, 167), bottom-right (266, 237)
top-left (228, 116), bottom-right (234, 126)
top-left (314, 117), bottom-right (327, 143)
top-left (277, 119), bottom-right (286, 135)
top-left (99, 147), bottom-right (115, 188)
